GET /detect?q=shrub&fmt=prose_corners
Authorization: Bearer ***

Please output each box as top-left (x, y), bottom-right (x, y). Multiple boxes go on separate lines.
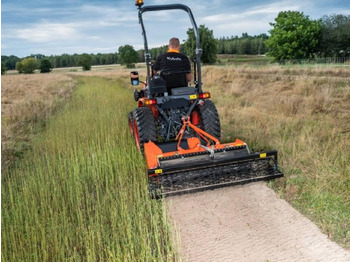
top-left (78, 53), bottom-right (92, 71)
top-left (16, 58), bottom-right (38, 74)
top-left (40, 59), bottom-right (53, 73)
top-left (118, 45), bottom-right (138, 68)
top-left (1, 61), bottom-right (7, 75)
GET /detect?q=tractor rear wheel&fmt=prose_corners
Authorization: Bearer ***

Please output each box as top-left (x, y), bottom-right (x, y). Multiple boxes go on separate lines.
top-left (128, 111), bottom-right (134, 135)
top-left (197, 100), bottom-right (221, 141)
top-left (132, 107), bottom-right (158, 150)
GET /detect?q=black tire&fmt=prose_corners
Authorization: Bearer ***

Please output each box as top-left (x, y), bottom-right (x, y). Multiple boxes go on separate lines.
top-left (197, 100), bottom-right (221, 141)
top-left (128, 111), bottom-right (134, 135)
top-left (132, 107), bottom-right (158, 150)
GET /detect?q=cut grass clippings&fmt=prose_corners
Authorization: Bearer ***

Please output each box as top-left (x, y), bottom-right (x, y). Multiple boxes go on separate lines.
top-left (1, 76), bottom-right (178, 261)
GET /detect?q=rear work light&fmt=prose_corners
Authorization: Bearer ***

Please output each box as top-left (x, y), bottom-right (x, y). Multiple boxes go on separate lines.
top-left (144, 99), bottom-right (157, 105)
top-left (199, 92), bottom-right (211, 99)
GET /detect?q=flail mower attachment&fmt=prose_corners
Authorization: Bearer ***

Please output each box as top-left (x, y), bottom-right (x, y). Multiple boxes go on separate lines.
top-left (144, 117), bottom-right (283, 197)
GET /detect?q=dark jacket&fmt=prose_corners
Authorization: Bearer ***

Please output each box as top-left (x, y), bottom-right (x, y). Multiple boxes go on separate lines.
top-left (152, 50), bottom-right (191, 72)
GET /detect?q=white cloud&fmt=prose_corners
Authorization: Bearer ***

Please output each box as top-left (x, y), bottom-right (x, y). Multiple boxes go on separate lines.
top-left (14, 23), bottom-right (81, 43)
top-left (79, 4), bottom-right (137, 23)
top-left (245, 3), bottom-right (301, 16)
top-left (204, 1), bottom-right (302, 23)
top-left (2, 0), bottom-right (350, 57)
top-left (201, 0), bottom-right (306, 36)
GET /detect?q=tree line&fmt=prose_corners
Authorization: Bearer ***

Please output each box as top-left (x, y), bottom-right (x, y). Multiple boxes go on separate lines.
top-left (217, 33), bottom-right (269, 55)
top-left (1, 12), bottom-right (349, 74)
top-left (2, 53), bottom-right (118, 71)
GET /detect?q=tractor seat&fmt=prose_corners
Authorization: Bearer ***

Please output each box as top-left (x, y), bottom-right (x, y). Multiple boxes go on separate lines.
top-left (160, 69), bottom-right (189, 93)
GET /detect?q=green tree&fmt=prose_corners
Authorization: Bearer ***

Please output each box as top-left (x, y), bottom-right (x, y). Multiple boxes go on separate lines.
top-left (319, 14), bottom-right (350, 57)
top-left (265, 11), bottom-right (321, 61)
top-left (22, 58), bottom-right (38, 73)
top-left (238, 38), bottom-right (251, 54)
top-left (16, 61), bottom-right (24, 73)
top-left (118, 45), bottom-right (139, 68)
top-left (40, 59), bottom-right (53, 73)
top-left (1, 61), bottom-right (7, 75)
top-left (78, 53), bottom-right (92, 71)
top-left (16, 58), bottom-right (38, 74)
top-left (184, 25), bottom-right (217, 64)
top-left (2, 55), bottom-right (21, 70)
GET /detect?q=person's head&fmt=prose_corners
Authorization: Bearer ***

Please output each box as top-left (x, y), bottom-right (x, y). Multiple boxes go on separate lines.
top-left (168, 37), bottom-right (180, 50)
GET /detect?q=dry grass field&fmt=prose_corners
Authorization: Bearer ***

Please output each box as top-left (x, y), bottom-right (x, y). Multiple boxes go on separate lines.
top-left (1, 66), bottom-right (135, 170)
top-left (1, 64), bottom-right (349, 259)
top-left (201, 65), bottom-right (350, 247)
top-left (1, 73), bottom-right (76, 168)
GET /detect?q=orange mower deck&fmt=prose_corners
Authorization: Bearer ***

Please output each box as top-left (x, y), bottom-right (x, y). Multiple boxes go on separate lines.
top-left (144, 117), bottom-right (283, 196)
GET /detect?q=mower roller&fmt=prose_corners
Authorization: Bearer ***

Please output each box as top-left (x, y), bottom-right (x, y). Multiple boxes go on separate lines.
top-left (129, 1), bottom-right (283, 197)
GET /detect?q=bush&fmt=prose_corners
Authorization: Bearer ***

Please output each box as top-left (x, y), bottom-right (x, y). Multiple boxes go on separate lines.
top-left (118, 45), bottom-right (138, 68)
top-left (16, 58), bottom-right (38, 74)
top-left (40, 59), bottom-right (53, 73)
top-left (78, 54), bottom-right (92, 71)
top-left (16, 61), bottom-right (24, 73)
top-left (1, 61), bottom-right (7, 75)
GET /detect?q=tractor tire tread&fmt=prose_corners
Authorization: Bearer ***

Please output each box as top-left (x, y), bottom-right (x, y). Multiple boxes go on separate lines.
top-left (132, 107), bottom-right (157, 148)
top-left (198, 100), bottom-right (221, 140)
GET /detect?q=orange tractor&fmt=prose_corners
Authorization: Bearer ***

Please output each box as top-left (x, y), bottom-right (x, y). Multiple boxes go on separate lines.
top-left (128, 1), bottom-right (283, 196)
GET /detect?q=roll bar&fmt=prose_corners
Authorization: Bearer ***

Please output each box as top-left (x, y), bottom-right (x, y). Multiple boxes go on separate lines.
top-left (137, 4), bottom-right (202, 92)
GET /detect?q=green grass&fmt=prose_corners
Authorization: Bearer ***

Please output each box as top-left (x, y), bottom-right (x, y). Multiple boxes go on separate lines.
top-left (216, 54), bottom-right (272, 66)
top-left (1, 77), bottom-right (177, 261)
top-left (272, 118), bottom-right (350, 246)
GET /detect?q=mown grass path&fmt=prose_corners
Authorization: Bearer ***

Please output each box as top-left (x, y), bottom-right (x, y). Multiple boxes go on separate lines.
top-left (2, 76), bottom-right (177, 261)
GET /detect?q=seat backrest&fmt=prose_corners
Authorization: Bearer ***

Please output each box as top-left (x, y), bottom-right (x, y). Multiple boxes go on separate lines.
top-left (160, 69), bottom-right (188, 92)
top-left (148, 75), bottom-right (167, 95)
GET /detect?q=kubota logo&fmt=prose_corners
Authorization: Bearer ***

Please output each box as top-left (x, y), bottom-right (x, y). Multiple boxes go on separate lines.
top-left (167, 57), bottom-right (182, 61)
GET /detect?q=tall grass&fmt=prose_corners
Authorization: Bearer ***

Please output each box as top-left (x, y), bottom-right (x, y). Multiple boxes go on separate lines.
top-left (2, 77), bottom-right (178, 261)
top-left (202, 65), bottom-right (350, 248)
top-left (1, 73), bottom-right (76, 169)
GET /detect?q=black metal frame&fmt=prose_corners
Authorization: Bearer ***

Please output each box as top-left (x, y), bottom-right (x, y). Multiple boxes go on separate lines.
top-left (137, 4), bottom-right (203, 92)
top-left (148, 150), bottom-right (280, 175)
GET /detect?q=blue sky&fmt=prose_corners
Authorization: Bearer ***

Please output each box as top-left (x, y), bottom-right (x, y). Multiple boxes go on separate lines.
top-left (1, 0), bottom-right (349, 57)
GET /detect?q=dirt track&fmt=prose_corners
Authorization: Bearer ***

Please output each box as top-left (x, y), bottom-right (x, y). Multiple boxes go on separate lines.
top-left (167, 182), bottom-right (350, 262)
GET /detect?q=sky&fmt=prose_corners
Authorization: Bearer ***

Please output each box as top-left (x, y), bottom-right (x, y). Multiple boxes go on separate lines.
top-left (1, 0), bottom-right (350, 57)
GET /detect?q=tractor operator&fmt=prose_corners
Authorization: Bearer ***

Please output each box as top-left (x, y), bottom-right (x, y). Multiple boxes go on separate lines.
top-left (152, 37), bottom-right (192, 83)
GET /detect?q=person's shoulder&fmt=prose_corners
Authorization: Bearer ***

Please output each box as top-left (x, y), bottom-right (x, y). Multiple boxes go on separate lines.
top-left (180, 53), bottom-right (190, 62)
top-left (157, 53), bottom-right (168, 60)
top-left (178, 52), bottom-right (188, 58)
